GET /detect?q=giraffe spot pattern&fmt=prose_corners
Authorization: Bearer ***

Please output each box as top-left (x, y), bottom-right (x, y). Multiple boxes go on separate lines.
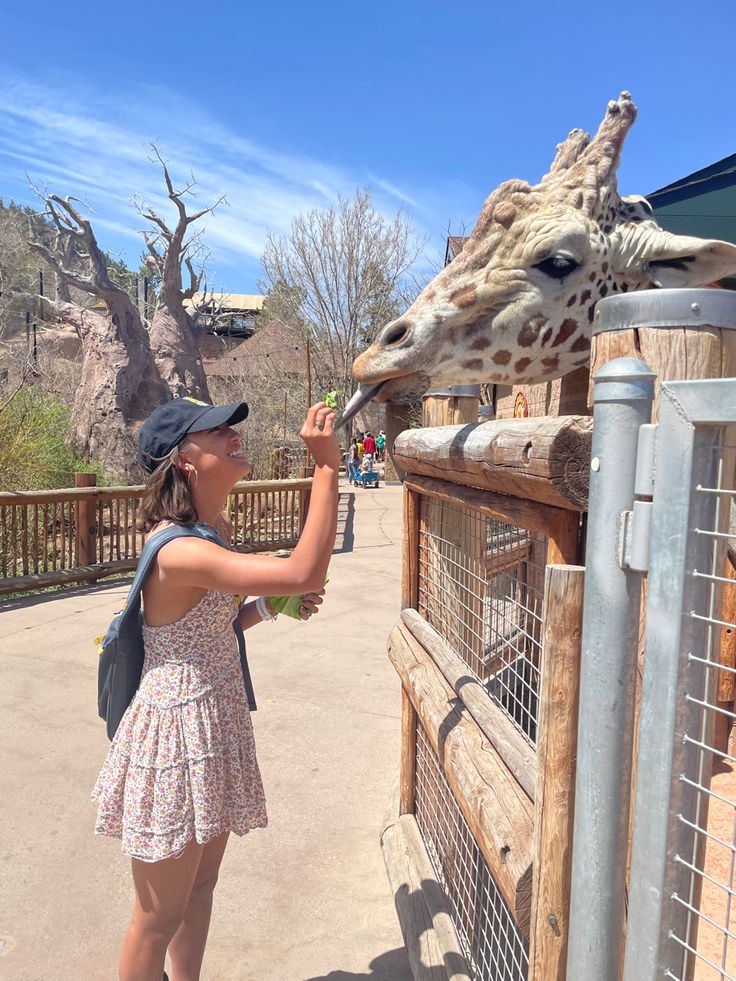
top-left (571, 334), bottom-right (591, 352)
top-left (581, 289), bottom-right (591, 304)
top-left (518, 316), bottom-right (547, 348)
top-left (449, 286), bottom-right (478, 309)
top-left (462, 358), bottom-right (484, 371)
top-left (552, 318), bottom-right (578, 348)
top-left (515, 357), bottom-right (532, 373)
top-left (566, 294), bottom-right (577, 307)
top-left (471, 337), bottom-right (491, 350)
top-left (493, 350), bottom-right (512, 365)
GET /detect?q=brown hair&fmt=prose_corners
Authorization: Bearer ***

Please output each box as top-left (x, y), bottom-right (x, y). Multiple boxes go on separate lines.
top-left (137, 445), bottom-right (197, 533)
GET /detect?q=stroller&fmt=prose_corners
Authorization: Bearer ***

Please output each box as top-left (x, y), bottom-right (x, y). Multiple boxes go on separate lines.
top-left (352, 452), bottom-right (380, 488)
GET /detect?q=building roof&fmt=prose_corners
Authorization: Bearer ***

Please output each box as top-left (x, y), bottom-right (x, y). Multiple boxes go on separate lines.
top-left (204, 320), bottom-right (305, 378)
top-left (445, 235), bottom-right (470, 266)
top-left (647, 154), bottom-right (736, 247)
top-left (184, 292), bottom-right (265, 313)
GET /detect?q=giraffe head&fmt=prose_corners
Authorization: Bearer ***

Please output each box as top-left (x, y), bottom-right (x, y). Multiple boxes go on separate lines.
top-left (347, 93), bottom-right (736, 416)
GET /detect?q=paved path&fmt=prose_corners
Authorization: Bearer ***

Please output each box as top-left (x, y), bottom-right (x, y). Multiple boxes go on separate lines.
top-left (0, 482), bottom-right (411, 981)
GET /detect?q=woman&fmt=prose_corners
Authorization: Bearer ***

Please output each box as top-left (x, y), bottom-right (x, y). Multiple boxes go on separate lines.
top-left (92, 397), bottom-right (339, 981)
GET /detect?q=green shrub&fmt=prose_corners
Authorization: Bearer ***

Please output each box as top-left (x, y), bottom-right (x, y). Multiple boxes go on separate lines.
top-left (0, 387), bottom-right (106, 490)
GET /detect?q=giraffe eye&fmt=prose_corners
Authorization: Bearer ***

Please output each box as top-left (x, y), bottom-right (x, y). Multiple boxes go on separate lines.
top-left (534, 254), bottom-right (580, 279)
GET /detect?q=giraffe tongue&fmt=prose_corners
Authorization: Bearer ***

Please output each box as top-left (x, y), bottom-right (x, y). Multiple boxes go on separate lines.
top-left (334, 383), bottom-right (384, 430)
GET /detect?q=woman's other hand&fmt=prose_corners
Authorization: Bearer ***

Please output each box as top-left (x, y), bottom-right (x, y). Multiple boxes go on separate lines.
top-left (299, 589), bottom-right (325, 621)
top-left (300, 403), bottom-right (340, 469)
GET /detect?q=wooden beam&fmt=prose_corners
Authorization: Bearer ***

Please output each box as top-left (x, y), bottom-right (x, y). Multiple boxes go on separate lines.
top-left (0, 477), bottom-right (313, 507)
top-left (400, 687), bottom-right (418, 815)
top-left (381, 784), bottom-right (473, 981)
top-left (0, 559), bottom-right (137, 595)
top-left (394, 415), bottom-right (592, 511)
top-left (402, 485), bottom-right (420, 610)
top-left (404, 474), bottom-right (579, 542)
top-left (529, 565), bottom-right (584, 981)
top-left (388, 621), bottom-right (535, 935)
top-left (400, 608), bottom-right (537, 802)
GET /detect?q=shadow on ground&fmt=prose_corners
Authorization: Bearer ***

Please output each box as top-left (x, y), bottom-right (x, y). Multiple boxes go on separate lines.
top-left (0, 575), bottom-right (130, 612)
top-left (303, 946), bottom-right (411, 980)
top-left (333, 491), bottom-right (356, 554)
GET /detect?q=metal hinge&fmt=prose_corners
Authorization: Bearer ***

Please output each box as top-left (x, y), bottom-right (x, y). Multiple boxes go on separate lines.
top-left (618, 423), bottom-right (657, 573)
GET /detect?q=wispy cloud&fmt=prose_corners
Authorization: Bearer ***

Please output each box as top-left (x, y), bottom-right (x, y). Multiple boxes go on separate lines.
top-left (0, 74), bottom-right (468, 289)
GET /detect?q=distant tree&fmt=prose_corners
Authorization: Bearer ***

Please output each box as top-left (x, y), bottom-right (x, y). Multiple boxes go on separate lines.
top-left (260, 187), bottom-right (427, 407)
top-left (137, 146), bottom-right (224, 400)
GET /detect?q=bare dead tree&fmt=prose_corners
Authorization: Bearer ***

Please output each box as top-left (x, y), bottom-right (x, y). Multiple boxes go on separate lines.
top-left (139, 147), bottom-right (226, 399)
top-left (260, 187), bottom-right (427, 407)
top-left (25, 194), bottom-right (168, 480)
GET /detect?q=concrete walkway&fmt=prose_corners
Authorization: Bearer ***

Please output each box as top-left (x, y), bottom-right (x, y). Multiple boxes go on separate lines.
top-left (0, 482), bottom-right (411, 981)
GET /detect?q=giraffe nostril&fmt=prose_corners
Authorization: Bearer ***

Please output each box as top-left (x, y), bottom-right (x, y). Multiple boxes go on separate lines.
top-left (380, 321), bottom-right (412, 347)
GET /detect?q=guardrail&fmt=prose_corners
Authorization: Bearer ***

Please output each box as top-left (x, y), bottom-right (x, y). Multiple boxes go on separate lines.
top-left (0, 476), bottom-right (312, 595)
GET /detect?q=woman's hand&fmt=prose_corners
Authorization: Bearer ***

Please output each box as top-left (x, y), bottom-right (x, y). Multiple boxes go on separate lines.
top-left (300, 402), bottom-right (340, 469)
top-left (299, 589), bottom-right (325, 621)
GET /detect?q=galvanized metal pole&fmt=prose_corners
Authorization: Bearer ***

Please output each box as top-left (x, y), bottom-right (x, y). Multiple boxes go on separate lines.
top-left (566, 357), bottom-right (656, 981)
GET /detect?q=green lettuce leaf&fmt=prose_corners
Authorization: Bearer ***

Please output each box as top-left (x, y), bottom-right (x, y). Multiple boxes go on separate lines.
top-left (268, 578), bottom-right (329, 620)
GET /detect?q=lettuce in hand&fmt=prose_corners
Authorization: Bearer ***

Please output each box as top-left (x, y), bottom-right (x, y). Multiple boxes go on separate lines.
top-left (268, 579), bottom-right (328, 620)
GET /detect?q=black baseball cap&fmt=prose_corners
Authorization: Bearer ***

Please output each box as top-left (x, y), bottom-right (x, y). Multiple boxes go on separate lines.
top-left (138, 397), bottom-right (249, 472)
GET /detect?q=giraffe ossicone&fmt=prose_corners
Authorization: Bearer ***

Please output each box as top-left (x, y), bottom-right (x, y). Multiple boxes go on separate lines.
top-left (346, 92), bottom-right (736, 423)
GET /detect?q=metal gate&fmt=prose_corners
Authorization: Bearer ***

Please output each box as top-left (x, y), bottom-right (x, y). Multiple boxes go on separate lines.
top-left (566, 368), bottom-right (736, 981)
top-left (624, 378), bottom-right (736, 981)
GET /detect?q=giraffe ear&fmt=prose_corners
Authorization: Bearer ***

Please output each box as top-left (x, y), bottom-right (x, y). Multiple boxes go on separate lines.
top-left (612, 224), bottom-right (736, 288)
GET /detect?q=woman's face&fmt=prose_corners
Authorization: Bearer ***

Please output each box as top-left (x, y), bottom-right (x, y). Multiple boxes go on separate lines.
top-left (182, 423), bottom-right (251, 481)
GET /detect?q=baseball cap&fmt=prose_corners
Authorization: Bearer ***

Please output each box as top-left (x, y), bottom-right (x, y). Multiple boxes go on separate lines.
top-left (138, 397), bottom-right (249, 472)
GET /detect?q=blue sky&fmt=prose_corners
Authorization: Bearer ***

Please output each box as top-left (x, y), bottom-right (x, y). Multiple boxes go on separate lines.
top-left (1, 0), bottom-right (734, 291)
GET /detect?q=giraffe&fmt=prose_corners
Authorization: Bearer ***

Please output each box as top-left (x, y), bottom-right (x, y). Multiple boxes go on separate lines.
top-left (340, 92), bottom-right (736, 426)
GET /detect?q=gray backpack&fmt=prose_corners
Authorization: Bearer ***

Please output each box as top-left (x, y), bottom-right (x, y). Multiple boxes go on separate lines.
top-left (97, 523), bottom-right (256, 740)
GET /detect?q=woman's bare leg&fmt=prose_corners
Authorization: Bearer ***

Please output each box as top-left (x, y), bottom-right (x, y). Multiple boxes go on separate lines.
top-left (167, 831), bottom-right (230, 981)
top-left (118, 840), bottom-right (204, 981)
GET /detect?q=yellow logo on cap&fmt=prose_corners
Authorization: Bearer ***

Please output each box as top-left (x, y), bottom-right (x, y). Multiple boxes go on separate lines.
top-left (183, 397), bottom-right (210, 406)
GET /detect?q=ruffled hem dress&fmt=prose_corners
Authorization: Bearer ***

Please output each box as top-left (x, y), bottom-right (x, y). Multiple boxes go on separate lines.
top-left (91, 588), bottom-right (268, 862)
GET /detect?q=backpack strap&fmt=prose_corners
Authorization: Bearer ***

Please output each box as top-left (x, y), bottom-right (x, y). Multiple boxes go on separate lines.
top-left (118, 525), bottom-right (220, 627)
top-left (119, 523), bottom-right (257, 712)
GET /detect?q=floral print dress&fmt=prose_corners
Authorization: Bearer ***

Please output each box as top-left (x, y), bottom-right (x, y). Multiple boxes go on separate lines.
top-left (92, 589), bottom-right (268, 862)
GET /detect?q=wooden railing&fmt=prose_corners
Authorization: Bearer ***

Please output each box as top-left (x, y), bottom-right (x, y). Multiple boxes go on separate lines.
top-left (0, 476), bottom-right (312, 596)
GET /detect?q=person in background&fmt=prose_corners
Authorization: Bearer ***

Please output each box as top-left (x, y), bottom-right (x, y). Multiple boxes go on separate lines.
top-left (348, 436), bottom-right (360, 484)
top-left (375, 430), bottom-right (386, 462)
top-left (356, 433), bottom-right (364, 461)
top-left (362, 432), bottom-right (376, 458)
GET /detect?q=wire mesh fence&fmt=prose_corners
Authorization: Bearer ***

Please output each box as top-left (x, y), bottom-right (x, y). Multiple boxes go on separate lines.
top-left (414, 719), bottom-right (529, 981)
top-left (663, 435), bottom-right (736, 981)
top-left (416, 494), bottom-right (547, 745)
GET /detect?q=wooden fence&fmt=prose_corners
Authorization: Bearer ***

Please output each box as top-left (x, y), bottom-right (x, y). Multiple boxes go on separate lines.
top-left (381, 416), bottom-right (589, 981)
top-left (0, 475), bottom-right (312, 595)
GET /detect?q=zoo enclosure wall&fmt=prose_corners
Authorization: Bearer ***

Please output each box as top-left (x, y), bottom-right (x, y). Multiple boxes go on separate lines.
top-left (382, 413), bottom-right (589, 981)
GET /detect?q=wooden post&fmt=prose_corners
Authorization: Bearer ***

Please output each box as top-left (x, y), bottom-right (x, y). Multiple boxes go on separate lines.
top-left (74, 472), bottom-right (97, 569)
top-left (715, 561), bottom-right (736, 753)
top-left (589, 289), bottom-right (736, 417)
top-left (402, 485), bottom-right (420, 610)
top-left (297, 484), bottom-right (311, 536)
top-left (399, 687), bottom-right (417, 815)
top-left (421, 391), bottom-right (480, 428)
top-left (529, 564), bottom-right (585, 981)
top-left (384, 401), bottom-right (414, 484)
top-left (305, 334), bottom-right (312, 470)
